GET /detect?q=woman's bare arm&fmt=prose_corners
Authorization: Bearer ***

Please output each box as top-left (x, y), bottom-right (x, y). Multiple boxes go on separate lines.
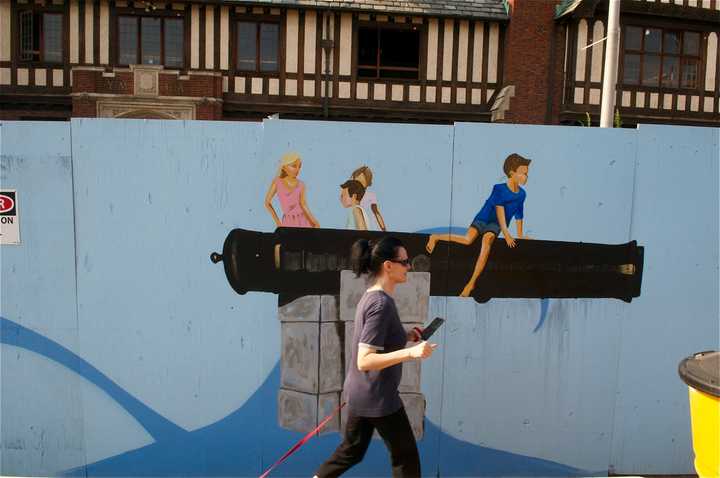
top-left (264, 180), bottom-right (281, 227)
top-left (356, 342), bottom-right (437, 372)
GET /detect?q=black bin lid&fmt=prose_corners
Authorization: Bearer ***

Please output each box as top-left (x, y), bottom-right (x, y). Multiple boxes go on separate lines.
top-left (678, 351), bottom-right (720, 398)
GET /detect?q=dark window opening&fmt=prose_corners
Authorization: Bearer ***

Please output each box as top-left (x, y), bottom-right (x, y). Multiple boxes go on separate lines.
top-left (236, 21), bottom-right (279, 72)
top-left (19, 11), bottom-right (63, 63)
top-left (118, 16), bottom-right (138, 65)
top-left (141, 17), bottom-right (161, 64)
top-left (118, 15), bottom-right (184, 67)
top-left (164, 17), bottom-right (184, 68)
top-left (357, 25), bottom-right (420, 80)
top-left (622, 25), bottom-right (702, 90)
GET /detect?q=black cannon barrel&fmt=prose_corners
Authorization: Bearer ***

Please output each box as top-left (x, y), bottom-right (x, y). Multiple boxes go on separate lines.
top-left (211, 227), bottom-right (643, 304)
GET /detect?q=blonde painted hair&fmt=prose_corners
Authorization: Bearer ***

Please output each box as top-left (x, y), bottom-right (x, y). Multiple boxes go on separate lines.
top-left (277, 152), bottom-right (302, 178)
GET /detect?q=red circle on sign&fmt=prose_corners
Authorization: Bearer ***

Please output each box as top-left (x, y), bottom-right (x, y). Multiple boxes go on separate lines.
top-left (0, 194), bottom-right (15, 213)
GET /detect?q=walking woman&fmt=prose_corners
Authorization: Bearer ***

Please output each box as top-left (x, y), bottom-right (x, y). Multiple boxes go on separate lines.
top-left (314, 237), bottom-right (438, 478)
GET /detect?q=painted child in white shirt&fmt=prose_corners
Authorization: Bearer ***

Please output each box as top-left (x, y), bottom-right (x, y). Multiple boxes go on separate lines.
top-left (340, 179), bottom-right (372, 231)
top-left (351, 165), bottom-right (387, 231)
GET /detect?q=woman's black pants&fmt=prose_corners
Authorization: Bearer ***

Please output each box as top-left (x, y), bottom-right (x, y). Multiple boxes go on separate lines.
top-left (314, 406), bottom-right (421, 478)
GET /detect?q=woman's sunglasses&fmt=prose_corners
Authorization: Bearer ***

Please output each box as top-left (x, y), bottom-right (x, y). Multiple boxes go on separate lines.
top-left (388, 258), bottom-right (412, 267)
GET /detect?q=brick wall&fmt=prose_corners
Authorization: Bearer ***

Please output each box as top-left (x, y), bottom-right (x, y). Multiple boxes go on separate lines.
top-left (549, 22), bottom-right (567, 125)
top-left (72, 97), bottom-right (98, 118)
top-left (158, 74), bottom-right (222, 99)
top-left (69, 69), bottom-right (223, 119)
top-left (196, 101), bottom-right (222, 120)
top-left (499, 0), bottom-right (560, 124)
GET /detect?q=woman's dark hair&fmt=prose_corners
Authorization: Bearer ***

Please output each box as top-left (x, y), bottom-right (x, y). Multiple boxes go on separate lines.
top-left (350, 236), bottom-right (405, 277)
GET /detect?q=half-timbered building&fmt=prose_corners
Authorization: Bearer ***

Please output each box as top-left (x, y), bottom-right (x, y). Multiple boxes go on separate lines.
top-left (557, 0), bottom-right (720, 126)
top-left (0, 0), bottom-right (509, 122)
top-left (0, 0), bottom-right (718, 126)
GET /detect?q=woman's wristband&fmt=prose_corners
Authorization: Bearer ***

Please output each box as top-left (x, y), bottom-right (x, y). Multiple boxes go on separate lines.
top-left (412, 327), bottom-right (423, 340)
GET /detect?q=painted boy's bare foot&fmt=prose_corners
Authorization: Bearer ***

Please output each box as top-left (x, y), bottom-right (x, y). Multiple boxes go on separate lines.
top-left (425, 237), bottom-right (436, 254)
top-left (460, 283), bottom-right (475, 297)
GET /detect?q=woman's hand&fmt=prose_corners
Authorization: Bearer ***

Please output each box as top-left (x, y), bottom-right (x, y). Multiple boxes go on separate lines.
top-left (407, 327), bottom-right (423, 343)
top-left (408, 341), bottom-right (437, 359)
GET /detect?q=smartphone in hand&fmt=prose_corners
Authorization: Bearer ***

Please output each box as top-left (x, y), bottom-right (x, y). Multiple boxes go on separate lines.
top-left (420, 317), bottom-right (445, 341)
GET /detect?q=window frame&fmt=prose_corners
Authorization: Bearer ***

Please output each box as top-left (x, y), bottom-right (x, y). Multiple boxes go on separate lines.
top-left (112, 9), bottom-right (187, 69)
top-left (232, 16), bottom-right (281, 74)
top-left (15, 4), bottom-right (66, 66)
top-left (355, 21), bottom-right (423, 81)
top-left (620, 24), bottom-right (704, 92)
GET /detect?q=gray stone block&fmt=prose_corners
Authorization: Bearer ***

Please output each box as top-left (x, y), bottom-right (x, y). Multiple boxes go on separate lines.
top-left (278, 295), bottom-right (320, 322)
top-left (340, 271), bottom-right (430, 323)
top-left (318, 392), bottom-right (341, 435)
top-left (399, 323), bottom-right (422, 394)
top-left (281, 322), bottom-right (319, 393)
top-left (277, 389), bottom-right (342, 435)
top-left (281, 321), bottom-right (343, 394)
top-left (399, 359), bottom-right (422, 393)
top-left (321, 295), bottom-right (339, 322)
top-left (400, 393), bottom-right (426, 440)
top-left (393, 272), bottom-right (430, 323)
top-left (278, 388), bottom-right (317, 433)
top-left (340, 271), bottom-right (368, 322)
top-left (319, 322), bottom-right (344, 393)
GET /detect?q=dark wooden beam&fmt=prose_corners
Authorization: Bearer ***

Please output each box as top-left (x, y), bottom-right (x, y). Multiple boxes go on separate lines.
top-left (559, 107), bottom-right (720, 127)
top-left (614, 0), bottom-right (720, 23)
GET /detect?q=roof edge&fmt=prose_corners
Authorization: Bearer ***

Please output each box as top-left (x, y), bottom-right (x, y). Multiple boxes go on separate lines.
top-left (192, 0), bottom-right (510, 21)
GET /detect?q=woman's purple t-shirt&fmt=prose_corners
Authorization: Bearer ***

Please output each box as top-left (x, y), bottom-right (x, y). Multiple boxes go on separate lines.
top-left (344, 289), bottom-right (407, 417)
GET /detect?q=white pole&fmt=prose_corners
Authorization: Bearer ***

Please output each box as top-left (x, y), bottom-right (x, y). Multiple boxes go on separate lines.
top-left (600, 0), bottom-right (621, 127)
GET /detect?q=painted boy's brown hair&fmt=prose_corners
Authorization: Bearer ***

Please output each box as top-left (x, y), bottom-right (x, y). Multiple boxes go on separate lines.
top-left (503, 153), bottom-right (532, 177)
top-left (340, 179), bottom-right (366, 202)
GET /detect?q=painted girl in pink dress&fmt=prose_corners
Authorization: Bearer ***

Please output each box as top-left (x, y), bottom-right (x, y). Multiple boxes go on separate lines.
top-left (264, 152), bottom-right (320, 228)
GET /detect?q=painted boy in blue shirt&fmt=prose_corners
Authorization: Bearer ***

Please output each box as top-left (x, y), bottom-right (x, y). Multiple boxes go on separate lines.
top-left (426, 153), bottom-right (532, 297)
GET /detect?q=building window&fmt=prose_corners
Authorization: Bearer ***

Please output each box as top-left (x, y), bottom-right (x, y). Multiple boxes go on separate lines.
top-left (236, 21), bottom-right (279, 72)
top-left (118, 15), bottom-right (184, 67)
top-left (18, 10), bottom-right (63, 63)
top-left (357, 25), bottom-right (420, 80)
top-left (622, 26), bottom-right (701, 89)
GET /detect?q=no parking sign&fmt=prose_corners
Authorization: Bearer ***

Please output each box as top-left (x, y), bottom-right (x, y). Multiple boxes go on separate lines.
top-left (0, 190), bottom-right (20, 245)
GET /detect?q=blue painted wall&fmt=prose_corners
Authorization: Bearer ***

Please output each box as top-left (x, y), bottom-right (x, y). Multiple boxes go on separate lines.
top-left (1, 119), bottom-right (717, 477)
top-left (609, 125), bottom-right (719, 474)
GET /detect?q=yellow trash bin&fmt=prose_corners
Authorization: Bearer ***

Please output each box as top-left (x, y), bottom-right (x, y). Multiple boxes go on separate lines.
top-left (678, 351), bottom-right (719, 478)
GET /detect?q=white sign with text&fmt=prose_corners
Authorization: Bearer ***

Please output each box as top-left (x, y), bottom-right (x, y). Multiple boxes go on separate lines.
top-left (0, 190), bottom-right (20, 245)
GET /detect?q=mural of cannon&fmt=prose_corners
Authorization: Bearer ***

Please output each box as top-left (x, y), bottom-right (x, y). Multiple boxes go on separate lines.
top-left (210, 227), bottom-right (644, 306)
